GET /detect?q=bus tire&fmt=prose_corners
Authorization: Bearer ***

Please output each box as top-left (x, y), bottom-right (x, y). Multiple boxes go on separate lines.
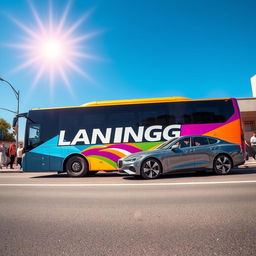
top-left (66, 155), bottom-right (88, 177)
top-left (213, 154), bottom-right (232, 175)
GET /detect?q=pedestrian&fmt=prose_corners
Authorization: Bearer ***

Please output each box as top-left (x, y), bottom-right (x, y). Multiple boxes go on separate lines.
top-left (16, 143), bottom-right (23, 169)
top-left (0, 142), bottom-right (7, 169)
top-left (245, 140), bottom-right (251, 160)
top-left (250, 132), bottom-right (256, 160)
top-left (8, 142), bottom-right (17, 169)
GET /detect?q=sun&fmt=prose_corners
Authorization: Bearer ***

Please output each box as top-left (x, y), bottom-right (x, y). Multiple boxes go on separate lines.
top-left (41, 38), bottom-right (63, 61)
top-left (8, 0), bottom-right (100, 92)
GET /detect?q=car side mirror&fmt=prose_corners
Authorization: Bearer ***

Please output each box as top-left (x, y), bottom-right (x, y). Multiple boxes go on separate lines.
top-left (171, 144), bottom-right (179, 150)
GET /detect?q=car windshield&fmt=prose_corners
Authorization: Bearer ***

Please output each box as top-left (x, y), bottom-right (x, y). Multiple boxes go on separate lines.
top-left (156, 137), bottom-right (179, 149)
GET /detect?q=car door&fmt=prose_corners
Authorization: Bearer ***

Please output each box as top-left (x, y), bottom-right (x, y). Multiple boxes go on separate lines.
top-left (191, 136), bottom-right (211, 168)
top-left (167, 137), bottom-right (195, 171)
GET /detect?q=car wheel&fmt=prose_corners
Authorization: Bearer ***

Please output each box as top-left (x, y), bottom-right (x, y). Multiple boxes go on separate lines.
top-left (66, 155), bottom-right (88, 177)
top-left (141, 158), bottom-right (161, 179)
top-left (213, 154), bottom-right (232, 175)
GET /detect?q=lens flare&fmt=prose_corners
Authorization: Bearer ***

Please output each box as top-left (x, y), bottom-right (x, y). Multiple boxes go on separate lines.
top-left (41, 38), bottom-right (63, 61)
top-left (8, 0), bottom-right (101, 93)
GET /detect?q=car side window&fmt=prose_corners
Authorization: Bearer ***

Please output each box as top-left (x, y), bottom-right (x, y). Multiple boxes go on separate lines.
top-left (208, 138), bottom-right (218, 144)
top-left (192, 137), bottom-right (209, 147)
top-left (175, 137), bottom-right (191, 148)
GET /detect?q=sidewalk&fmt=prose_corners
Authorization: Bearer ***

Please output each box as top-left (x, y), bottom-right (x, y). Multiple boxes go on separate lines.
top-left (0, 165), bottom-right (23, 173)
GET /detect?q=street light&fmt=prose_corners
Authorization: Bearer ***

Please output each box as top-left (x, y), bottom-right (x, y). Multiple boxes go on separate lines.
top-left (0, 77), bottom-right (20, 148)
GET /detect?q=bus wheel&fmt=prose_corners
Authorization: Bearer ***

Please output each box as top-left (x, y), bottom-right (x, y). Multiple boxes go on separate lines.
top-left (140, 158), bottom-right (161, 179)
top-left (66, 156), bottom-right (88, 177)
top-left (213, 154), bottom-right (232, 175)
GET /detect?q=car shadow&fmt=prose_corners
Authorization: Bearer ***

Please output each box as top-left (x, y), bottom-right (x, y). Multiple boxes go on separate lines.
top-left (122, 168), bottom-right (256, 180)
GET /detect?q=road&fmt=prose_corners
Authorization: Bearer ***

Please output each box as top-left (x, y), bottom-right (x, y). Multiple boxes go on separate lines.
top-left (0, 166), bottom-right (256, 256)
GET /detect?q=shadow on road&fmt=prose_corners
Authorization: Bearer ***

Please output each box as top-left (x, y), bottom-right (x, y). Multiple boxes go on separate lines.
top-left (31, 167), bottom-right (256, 180)
top-left (123, 168), bottom-right (256, 180)
top-left (31, 172), bottom-right (128, 179)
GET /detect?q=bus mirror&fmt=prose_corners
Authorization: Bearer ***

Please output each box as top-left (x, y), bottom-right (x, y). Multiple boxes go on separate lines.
top-left (13, 116), bottom-right (18, 128)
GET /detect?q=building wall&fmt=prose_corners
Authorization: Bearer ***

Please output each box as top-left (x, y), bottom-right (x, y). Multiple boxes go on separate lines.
top-left (237, 98), bottom-right (256, 142)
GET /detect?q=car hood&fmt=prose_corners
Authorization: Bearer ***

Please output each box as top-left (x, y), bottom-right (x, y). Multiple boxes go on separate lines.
top-left (122, 149), bottom-right (163, 160)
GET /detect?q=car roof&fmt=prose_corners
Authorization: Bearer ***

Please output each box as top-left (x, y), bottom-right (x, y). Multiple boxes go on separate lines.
top-left (175, 135), bottom-right (220, 140)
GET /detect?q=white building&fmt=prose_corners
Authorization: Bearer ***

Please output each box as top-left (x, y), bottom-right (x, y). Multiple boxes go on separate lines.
top-left (237, 75), bottom-right (256, 142)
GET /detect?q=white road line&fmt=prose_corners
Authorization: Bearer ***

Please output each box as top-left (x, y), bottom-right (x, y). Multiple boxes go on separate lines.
top-left (0, 180), bottom-right (256, 187)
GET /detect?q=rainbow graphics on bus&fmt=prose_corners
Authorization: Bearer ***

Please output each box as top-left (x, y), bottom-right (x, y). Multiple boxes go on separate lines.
top-left (20, 97), bottom-right (244, 176)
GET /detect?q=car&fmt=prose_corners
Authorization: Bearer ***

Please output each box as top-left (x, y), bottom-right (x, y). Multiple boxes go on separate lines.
top-left (117, 135), bottom-right (245, 179)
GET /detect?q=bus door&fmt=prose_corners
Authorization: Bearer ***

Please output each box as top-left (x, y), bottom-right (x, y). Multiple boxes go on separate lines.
top-left (24, 124), bottom-right (50, 171)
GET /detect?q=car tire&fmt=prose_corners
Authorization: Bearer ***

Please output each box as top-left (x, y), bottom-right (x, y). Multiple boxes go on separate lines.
top-left (213, 154), bottom-right (232, 175)
top-left (140, 158), bottom-right (162, 179)
top-left (66, 155), bottom-right (88, 177)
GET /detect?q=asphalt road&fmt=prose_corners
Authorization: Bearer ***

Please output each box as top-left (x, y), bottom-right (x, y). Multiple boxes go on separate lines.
top-left (0, 166), bottom-right (256, 256)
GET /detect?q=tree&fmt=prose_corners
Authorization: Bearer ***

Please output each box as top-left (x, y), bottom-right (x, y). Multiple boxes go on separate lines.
top-left (0, 118), bottom-right (15, 141)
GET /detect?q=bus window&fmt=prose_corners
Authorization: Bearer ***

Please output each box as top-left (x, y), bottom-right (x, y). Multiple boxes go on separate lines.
top-left (108, 111), bottom-right (136, 127)
top-left (138, 104), bottom-right (170, 126)
top-left (190, 100), bottom-right (234, 124)
top-left (28, 124), bottom-right (41, 148)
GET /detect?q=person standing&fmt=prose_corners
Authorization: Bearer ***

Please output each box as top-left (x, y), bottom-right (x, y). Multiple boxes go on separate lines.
top-left (8, 142), bottom-right (16, 169)
top-left (0, 142), bottom-right (7, 169)
top-left (250, 132), bottom-right (256, 160)
top-left (16, 143), bottom-right (23, 169)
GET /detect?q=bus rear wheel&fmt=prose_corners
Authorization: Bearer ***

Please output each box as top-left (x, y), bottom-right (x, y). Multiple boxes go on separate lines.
top-left (66, 155), bottom-right (88, 177)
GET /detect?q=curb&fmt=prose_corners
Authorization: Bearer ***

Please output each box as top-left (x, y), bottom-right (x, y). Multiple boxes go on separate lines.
top-left (0, 171), bottom-right (23, 173)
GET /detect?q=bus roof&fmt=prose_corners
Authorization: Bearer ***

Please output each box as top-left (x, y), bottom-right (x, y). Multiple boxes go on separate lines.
top-left (81, 97), bottom-right (190, 106)
top-left (31, 96), bottom-right (233, 111)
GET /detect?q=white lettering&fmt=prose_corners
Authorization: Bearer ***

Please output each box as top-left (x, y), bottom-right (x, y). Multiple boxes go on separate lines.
top-left (91, 128), bottom-right (112, 144)
top-left (123, 127), bottom-right (144, 143)
top-left (58, 130), bottom-right (71, 146)
top-left (113, 127), bottom-right (123, 143)
top-left (71, 129), bottom-right (90, 145)
top-left (58, 124), bottom-right (182, 146)
top-left (144, 125), bottom-right (162, 141)
top-left (163, 125), bottom-right (181, 140)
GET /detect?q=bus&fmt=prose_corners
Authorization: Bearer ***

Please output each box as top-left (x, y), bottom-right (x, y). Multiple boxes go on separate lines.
top-left (16, 97), bottom-right (244, 177)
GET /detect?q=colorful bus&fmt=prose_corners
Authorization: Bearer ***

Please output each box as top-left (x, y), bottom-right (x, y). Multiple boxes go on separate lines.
top-left (18, 97), bottom-right (244, 176)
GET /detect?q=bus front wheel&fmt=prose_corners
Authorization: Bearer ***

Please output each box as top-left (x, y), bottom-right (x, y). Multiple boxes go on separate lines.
top-left (66, 155), bottom-right (88, 177)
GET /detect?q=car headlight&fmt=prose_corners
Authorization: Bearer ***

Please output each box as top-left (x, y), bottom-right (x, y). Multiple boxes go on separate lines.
top-left (123, 156), bottom-right (143, 163)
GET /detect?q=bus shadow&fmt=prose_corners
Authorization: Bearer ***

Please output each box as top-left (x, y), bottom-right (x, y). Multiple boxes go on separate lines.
top-left (31, 172), bottom-right (128, 179)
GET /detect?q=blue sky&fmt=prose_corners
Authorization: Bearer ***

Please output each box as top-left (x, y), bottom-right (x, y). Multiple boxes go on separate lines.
top-left (0, 0), bottom-right (256, 139)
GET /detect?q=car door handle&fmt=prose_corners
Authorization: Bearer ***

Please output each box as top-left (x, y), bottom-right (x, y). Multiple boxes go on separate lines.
top-left (189, 149), bottom-right (195, 153)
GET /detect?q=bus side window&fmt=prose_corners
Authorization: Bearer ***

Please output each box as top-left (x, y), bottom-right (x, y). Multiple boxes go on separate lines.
top-left (28, 124), bottom-right (41, 148)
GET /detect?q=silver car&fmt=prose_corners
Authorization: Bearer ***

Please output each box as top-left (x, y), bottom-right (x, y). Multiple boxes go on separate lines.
top-left (117, 136), bottom-right (245, 179)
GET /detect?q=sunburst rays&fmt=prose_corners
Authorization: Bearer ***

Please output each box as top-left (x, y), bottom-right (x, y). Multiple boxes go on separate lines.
top-left (8, 0), bottom-right (100, 93)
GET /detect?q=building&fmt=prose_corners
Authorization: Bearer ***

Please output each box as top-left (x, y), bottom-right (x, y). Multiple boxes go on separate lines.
top-left (238, 97), bottom-right (256, 141)
top-left (237, 75), bottom-right (256, 141)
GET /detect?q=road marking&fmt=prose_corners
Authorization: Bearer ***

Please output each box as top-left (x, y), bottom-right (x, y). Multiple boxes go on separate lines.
top-left (0, 180), bottom-right (256, 187)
